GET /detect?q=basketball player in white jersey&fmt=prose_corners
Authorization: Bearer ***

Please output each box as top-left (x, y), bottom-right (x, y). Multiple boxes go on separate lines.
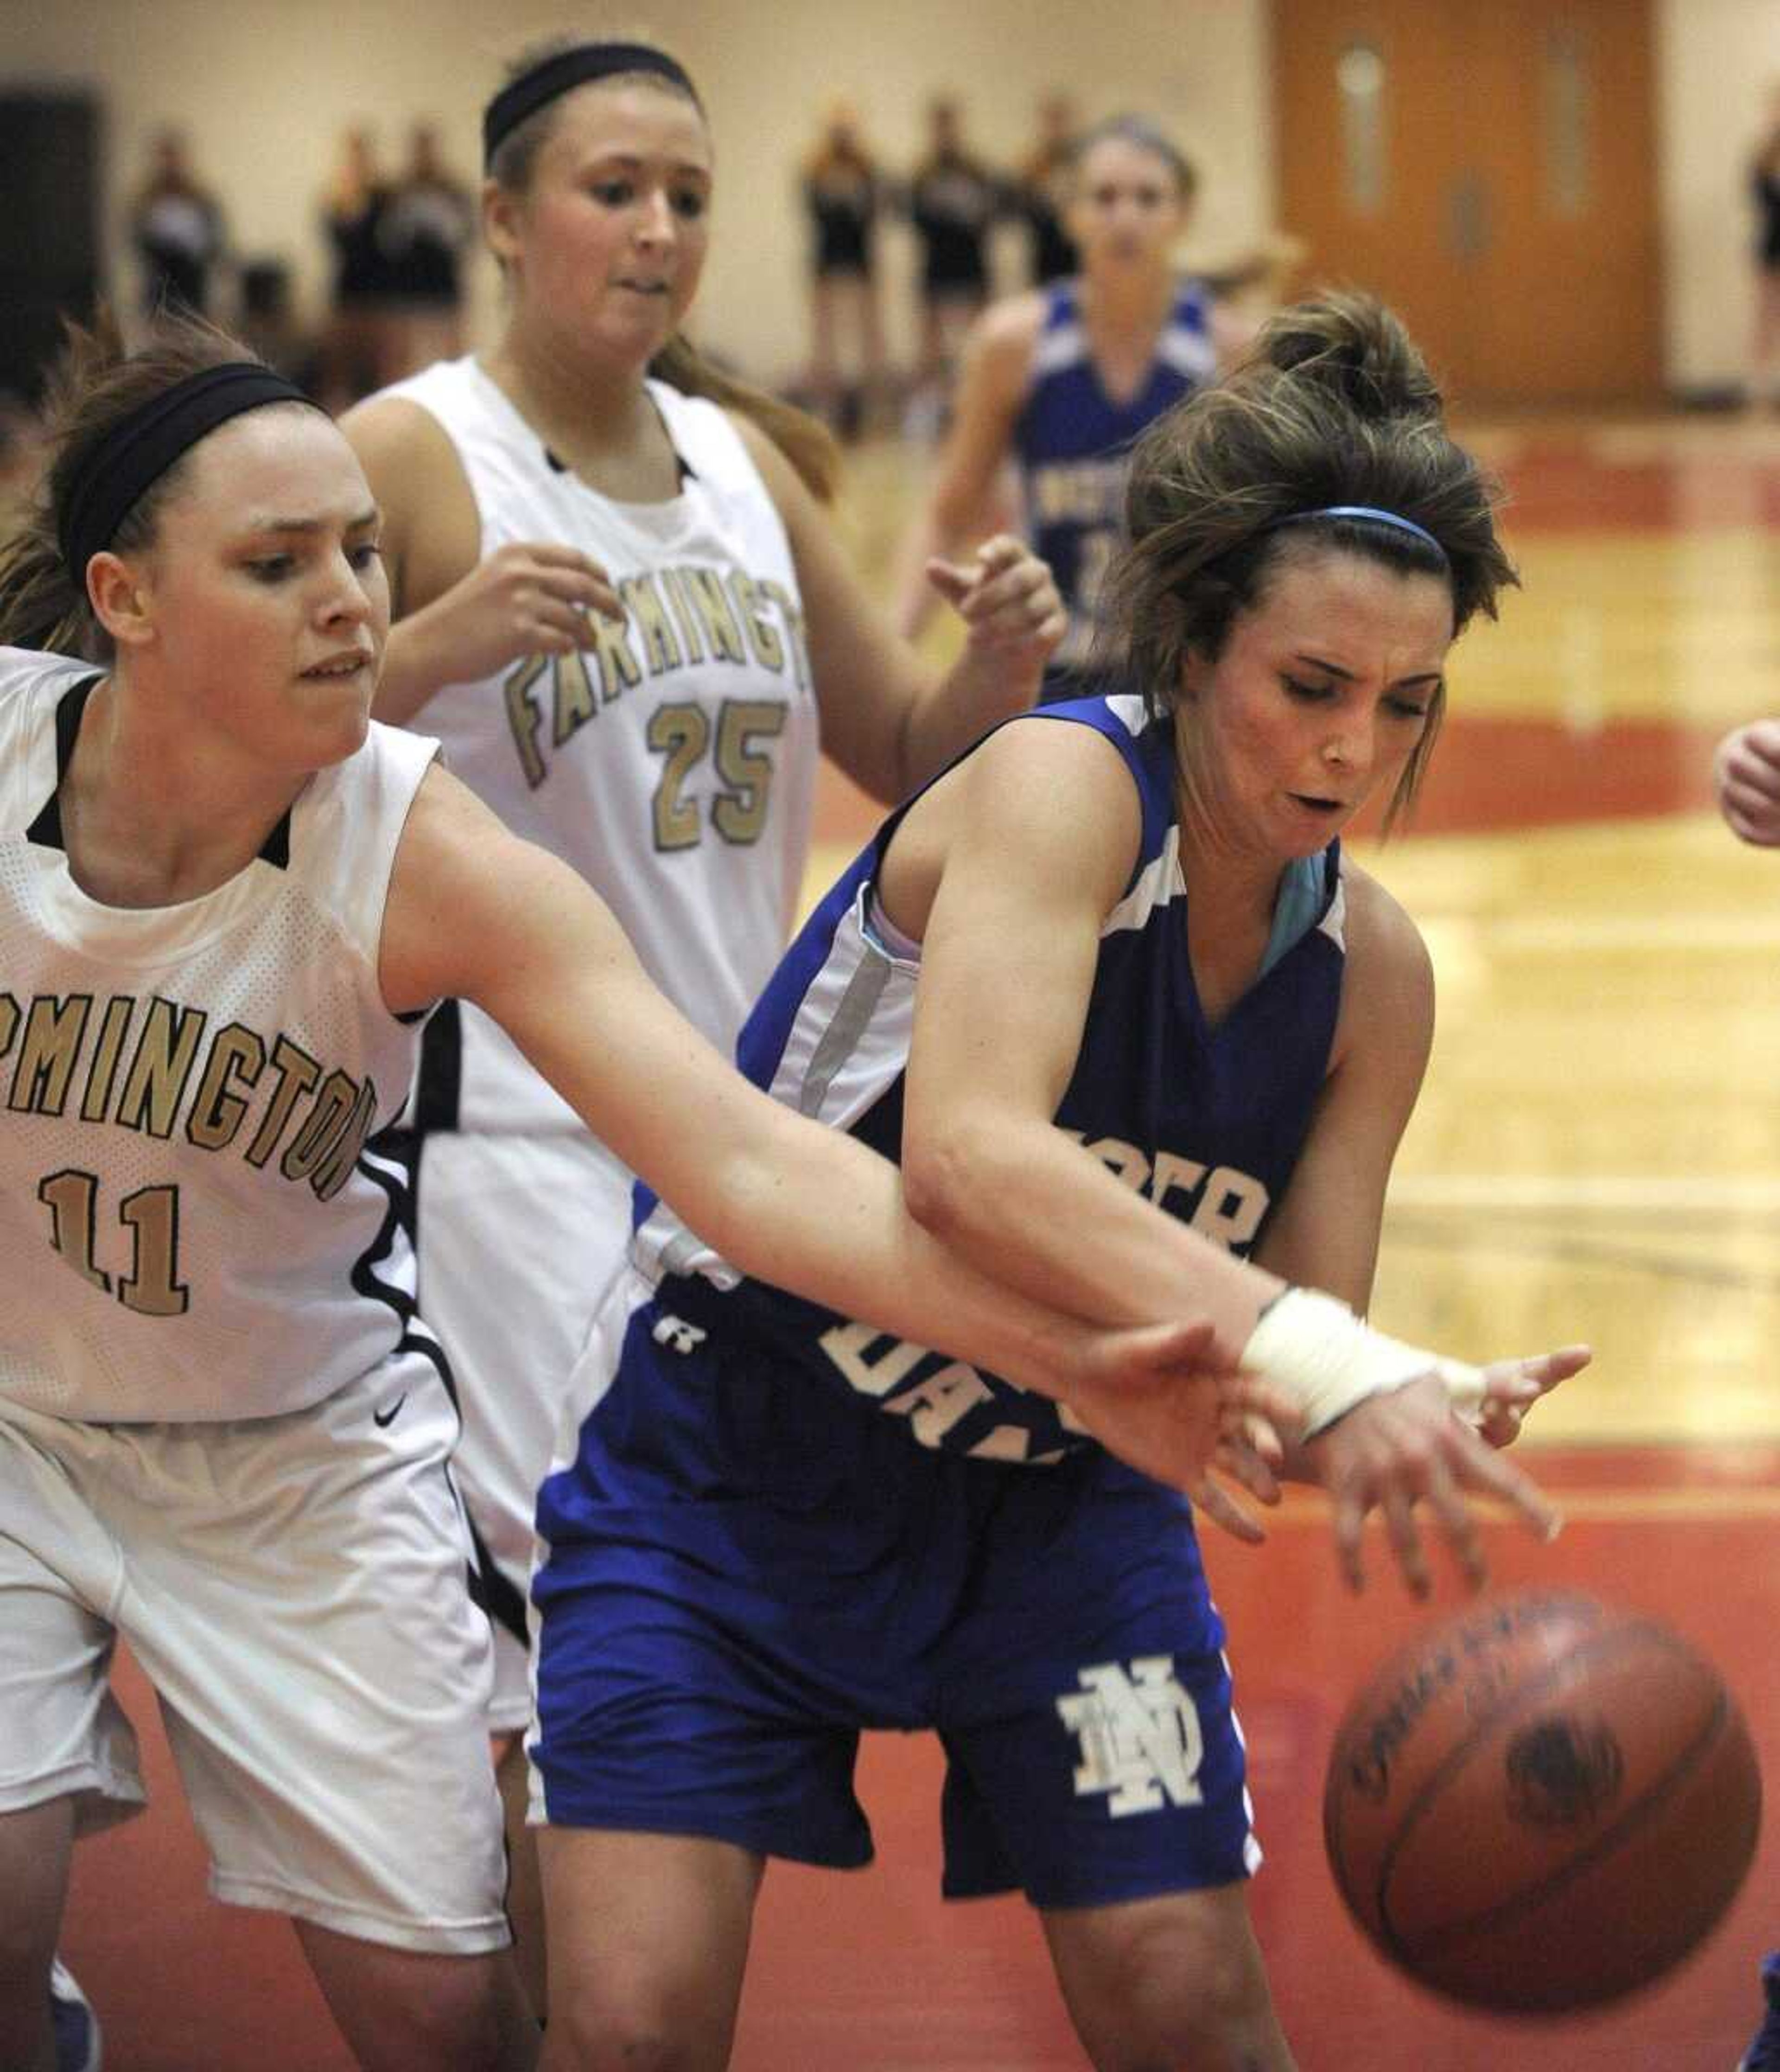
top-left (339, 38), bottom-right (1066, 1990)
top-left (0, 316), bottom-right (1303, 2072)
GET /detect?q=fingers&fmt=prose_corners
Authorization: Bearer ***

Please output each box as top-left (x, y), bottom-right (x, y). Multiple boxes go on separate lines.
top-left (1333, 1487), bottom-right (1367, 1594)
top-left (1380, 1483), bottom-right (1432, 1599)
top-left (1226, 1368), bottom-right (1305, 1441)
top-left (1453, 1433), bottom-right (1564, 1547)
top-left (1318, 1383), bottom-right (1564, 1595)
top-left (502, 545), bottom-right (626, 624)
top-left (928, 539), bottom-right (1065, 650)
top-left (1189, 1470), bottom-right (1270, 1547)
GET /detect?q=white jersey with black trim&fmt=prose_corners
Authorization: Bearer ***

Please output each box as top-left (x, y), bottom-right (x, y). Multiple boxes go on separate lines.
top-left (0, 646), bottom-right (439, 1423)
top-left (374, 356), bottom-right (820, 1134)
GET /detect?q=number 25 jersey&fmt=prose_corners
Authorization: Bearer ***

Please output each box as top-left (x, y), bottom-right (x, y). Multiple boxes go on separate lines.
top-left (374, 358), bottom-right (820, 1135)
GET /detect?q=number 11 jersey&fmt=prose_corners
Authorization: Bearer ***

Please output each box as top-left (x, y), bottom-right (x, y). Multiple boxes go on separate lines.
top-left (0, 648), bottom-right (438, 1422)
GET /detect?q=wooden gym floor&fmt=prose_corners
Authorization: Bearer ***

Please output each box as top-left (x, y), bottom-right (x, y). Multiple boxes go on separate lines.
top-left (60, 413), bottom-right (1780, 2068)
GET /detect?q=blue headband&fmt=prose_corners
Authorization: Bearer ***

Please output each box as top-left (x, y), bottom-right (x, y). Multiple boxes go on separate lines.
top-left (483, 43), bottom-right (702, 169)
top-left (1271, 505), bottom-right (1447, 561)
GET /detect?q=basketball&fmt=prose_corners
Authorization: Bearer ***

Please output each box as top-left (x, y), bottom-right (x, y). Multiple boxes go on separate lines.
top-left (1322, 1588), bottom-right (1762, 2014)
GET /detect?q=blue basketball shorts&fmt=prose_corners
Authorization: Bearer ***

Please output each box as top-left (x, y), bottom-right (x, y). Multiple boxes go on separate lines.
top-left (528, 1279), bottom-right (1262, 1910)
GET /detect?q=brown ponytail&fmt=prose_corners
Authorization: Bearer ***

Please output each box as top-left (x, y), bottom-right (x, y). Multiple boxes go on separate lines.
top-left (648, 333), bottom-right (839, 505)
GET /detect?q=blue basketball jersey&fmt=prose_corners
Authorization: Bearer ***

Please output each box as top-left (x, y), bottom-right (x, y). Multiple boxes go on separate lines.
top-left (627, 693), bottom-right (1346, 1466)
top-left (1014, 281), bottom-right (1217, 668)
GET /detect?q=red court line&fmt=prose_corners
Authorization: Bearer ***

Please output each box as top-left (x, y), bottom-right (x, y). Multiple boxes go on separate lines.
top-left (1493, 440), bottom-right (1780, 532)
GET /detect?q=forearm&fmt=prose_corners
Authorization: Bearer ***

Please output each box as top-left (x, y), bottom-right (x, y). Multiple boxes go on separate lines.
top-left (896, 641), bottom-right (1041, 791)
top-left (374, 605), bottom-right (471, 726)
top-left (695, 1128), bottom-right (1165, 1396)
top-left (908, 1115), bottom-right (1284, 1363)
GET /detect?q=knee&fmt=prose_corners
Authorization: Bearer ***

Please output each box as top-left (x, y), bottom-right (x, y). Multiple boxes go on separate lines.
top-left (1074, 1912), bottom-right (1282, 2072)
top-left (390, 1962), bottom-right (535, 2072)
top-left (542, 1988), bottom-right (711, 2072)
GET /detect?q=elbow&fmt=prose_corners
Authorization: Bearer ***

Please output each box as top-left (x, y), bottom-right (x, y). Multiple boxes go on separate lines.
top-left (901, 1116), bottom-right (999, 1241)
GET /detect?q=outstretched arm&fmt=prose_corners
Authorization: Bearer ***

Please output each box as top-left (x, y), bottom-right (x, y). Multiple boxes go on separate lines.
top-left (375, 765), bottom-right (1278, 1488)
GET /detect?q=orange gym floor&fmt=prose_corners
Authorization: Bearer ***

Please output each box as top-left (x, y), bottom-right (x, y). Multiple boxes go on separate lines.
top-left (60, 416), bottom-right (1780, 2068)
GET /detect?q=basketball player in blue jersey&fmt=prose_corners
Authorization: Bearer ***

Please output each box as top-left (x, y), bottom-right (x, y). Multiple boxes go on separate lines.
top-left (0, 316), bottom-right (1290, 2072)
top-left (339, 38), bottom-right (1066, 2006)
top-left (527, 292), bottom-right (1590, 2072)
top-left (897, 114), bottom-right (1292, 694)
top-left (1710, 714), bottom-right (1780, 2072)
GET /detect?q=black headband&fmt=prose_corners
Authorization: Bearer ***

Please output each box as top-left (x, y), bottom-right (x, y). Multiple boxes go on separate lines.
top-left (483, 43), bottom-right (702, 170)
top-left (60, 363), bottom-right (316, 582)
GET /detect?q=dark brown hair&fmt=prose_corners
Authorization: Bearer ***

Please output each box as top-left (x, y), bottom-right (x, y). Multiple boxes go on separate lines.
top-left (1069, 115), bottom-right (1197, 205)
top-left (0, 312), bottom-right (285, 657)
top-left (1098, 290), bottom-right (1518, 828)
top-left (489, 36), bottom-right (840, 504)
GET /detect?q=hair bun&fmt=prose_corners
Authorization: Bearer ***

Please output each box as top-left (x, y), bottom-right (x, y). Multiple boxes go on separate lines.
top-left (1256, 290), bottom-right (1443, 423)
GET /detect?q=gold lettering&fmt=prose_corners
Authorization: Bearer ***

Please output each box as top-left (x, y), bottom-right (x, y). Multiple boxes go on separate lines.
top-left (621, 574), bottom-right (683, 674)
top-left (503, 654), bottom-right (548, 789)
top-left (281, 1069), bottom-right (362, 1184)
top-left (9, 995), bottom-right (91, 1117)
top-left (759, 581), bottom-right (811, 693)
top-left (114, 998), bottom-right (207, 1139)
top-left (245, 1035), bottom-right (322, 1167)
top-left (310, 1078), bottom-right (379, 1201)
top-left (79, 996), bottom-right (135, 1122)
top-left (682, 567), bottom-right (747, 665)
top-left (552, 647), bottom-right (598, 745)
top-left (661, 568), bottom-right (707, 662)
top-left (729, 571), bottom-right (785, 673)
top-left (185, 1024), bottom-right (267, 1152)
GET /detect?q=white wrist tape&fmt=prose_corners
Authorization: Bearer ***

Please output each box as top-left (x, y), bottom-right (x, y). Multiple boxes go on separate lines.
top-left (1241, 1287), bottom-right (1484, 1439)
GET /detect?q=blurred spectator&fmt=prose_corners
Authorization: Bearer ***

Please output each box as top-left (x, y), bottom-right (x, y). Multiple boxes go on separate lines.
top-left (801, 99), bottom-right (888, 438)
top-left (904, 96), bottom-right (1001, 427)
top-left (235, 256), bottom-right (323, 396)
top-left (384, 120), bottom-right (475, 379)
top-left (1013, 94), bottom-right (1080, 287)
top-left (318, 125), bottom-right (400, 411)
top-left (129, 128), bottom-right (227, 319)
top-left (1752, 89), bottom-right (1780, 407)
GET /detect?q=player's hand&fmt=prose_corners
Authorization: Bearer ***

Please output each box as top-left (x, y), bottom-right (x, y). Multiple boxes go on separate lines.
top-left (926, 535), bottom-right (1067, 668)
top-left (1060, 1318), bottom-right (1302, 1501)
top-left (1465, 1345), bottom-right (1591, 1449)
top-left (1305, 1371), bottom-right (1564, 1599)
top-left (423, 542), bottom-right (625, 680)
top-left (1185, 1414), bottom-right (1286, 1546)
top-left (1714, 720), bottom-right (1780, 846)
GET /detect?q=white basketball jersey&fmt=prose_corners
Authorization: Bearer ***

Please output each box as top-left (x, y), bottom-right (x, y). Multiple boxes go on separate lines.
top-left (375, 357), bottom-right (820, 1134)
top-left (0, 648), bottom-right (439, 1422)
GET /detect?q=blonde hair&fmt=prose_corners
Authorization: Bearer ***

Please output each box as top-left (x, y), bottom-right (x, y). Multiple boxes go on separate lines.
top-left (488, 34), bottom-right (840, 504)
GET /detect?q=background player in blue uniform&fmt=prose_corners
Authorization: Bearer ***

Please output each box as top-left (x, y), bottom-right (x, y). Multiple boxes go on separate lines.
top-left (528, 293), bottom-right (1589, 2072)
top-left (897, 114), bottom-right (1294, 692)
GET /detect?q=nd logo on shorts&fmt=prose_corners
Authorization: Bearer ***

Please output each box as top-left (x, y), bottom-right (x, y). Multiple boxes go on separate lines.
top-left (1056, 1656), bottom-right (1207, 1817)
